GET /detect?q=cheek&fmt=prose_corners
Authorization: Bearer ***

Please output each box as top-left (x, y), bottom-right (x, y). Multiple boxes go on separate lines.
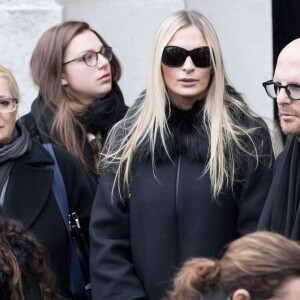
top-left (199, 68), bottom-right (212, 82)
top-left (8, 114), bottom-right (16, 133)
top-left (0, 113), bottom-right (16, 143)
top-left (162, 66), bottom-right (176, 88)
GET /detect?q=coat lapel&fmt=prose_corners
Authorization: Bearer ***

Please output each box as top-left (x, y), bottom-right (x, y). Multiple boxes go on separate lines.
top-left (3, 142), bottom-right (54, 228)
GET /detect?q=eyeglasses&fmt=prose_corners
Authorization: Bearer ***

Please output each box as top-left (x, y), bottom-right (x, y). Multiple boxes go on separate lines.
top-left (0, 98), bottom-right (18, 113)
top-left (63, 47), bottom-right (113, 67)
top-left (162, 46), bottom-right (212, 68)
top-left (262, 80), bottom-right (300, 100)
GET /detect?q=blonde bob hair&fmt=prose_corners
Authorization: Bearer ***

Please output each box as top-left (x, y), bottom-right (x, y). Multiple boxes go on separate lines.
top-left (0, 65), bottom-right (20, 102)
top-left (167, 231), bottom-right (300, 300)
top-left (102, 10), bottom-right (271, 198)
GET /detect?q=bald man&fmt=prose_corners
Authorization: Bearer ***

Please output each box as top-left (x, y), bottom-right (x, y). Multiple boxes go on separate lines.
top-left (258, 38), bottom-right (300, 240)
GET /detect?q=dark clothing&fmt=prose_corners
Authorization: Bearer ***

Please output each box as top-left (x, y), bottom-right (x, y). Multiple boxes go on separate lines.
top-left (258, 135), bottom-right (300, 240)
top-left (19, 82), bottom-right (127, 174)
top-left (3, 140), bottom-right (96, 297)
top-left (90, 98), bottom-right (273, 300)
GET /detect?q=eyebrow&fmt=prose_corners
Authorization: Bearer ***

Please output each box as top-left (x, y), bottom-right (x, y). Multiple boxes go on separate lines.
top-left (0, 94), bottom-right (12, 99)
top-left (73, 46), bottom-right (104, 58)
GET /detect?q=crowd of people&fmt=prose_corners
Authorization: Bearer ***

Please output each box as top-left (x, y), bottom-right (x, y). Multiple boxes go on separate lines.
top-left (0, 8), bottom-right (300, 300)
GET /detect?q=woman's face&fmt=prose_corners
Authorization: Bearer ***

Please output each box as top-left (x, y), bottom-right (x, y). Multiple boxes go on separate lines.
top-left (0, 77), bottom-right (16, 145)
top-left (61, 30), bottom-right (112, 105)
top-left (161, 25), bottom-right (212, 109)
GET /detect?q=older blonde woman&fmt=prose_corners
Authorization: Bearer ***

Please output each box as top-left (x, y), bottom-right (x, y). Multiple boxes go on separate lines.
top-left (90, 10), bottom-right (274, 300)
top-left (0, 65), bottom-right (96, 299)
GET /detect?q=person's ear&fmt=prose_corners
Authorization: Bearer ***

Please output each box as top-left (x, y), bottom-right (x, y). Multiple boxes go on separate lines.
top-left (232, 289), bottom-right (251, 300)
top-left (61, 73), bottom-right (68, 86)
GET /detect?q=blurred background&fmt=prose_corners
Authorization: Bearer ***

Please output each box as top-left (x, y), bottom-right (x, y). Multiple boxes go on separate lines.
top-left (1, 0), bottom-right (299, 153)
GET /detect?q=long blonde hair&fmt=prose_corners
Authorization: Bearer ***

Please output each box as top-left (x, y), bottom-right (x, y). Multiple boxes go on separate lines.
top-left (102, 10), bottom-right (271, 198)
top-left (167, 231), bottom-right (300, 300)
top-left (30, 21), bottom-right (121, 173)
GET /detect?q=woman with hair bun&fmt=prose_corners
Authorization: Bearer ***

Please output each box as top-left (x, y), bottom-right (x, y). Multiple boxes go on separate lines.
top-left (167, 231), bottom-right (300, 300)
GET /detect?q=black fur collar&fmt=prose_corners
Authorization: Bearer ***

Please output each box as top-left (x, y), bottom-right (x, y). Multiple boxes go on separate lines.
top-left (135, 100), bottom-right (209, 164)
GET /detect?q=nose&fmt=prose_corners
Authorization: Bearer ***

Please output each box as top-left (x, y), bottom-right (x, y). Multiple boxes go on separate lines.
top-left (277, 87), bottom-right (292, 105)
top-left (182, 56), bottom-right (195, 72)
top-left (96, 53), bottom-right (109, 69)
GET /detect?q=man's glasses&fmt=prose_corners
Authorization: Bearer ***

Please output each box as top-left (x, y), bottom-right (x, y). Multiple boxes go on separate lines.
top-left (262, 80), bottom-right (300, 100)
top-left (0, 98), bottom-right (18, 113)
top-left (63, 47), bottom-right (113, 67)
top-left (162, 46), bottom-right (212, 68)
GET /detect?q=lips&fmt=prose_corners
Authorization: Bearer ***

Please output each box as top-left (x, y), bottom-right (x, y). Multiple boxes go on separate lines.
top-left (98, 73), bottom-right (111, 81)
top-left (179, 78), bottom-right (197, 82)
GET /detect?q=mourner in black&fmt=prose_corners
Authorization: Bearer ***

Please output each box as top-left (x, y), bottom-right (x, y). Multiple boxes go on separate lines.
top-left (259, 38), bottom-right (300, 241)
top-left (0, 65), bottom-right (96, 299)
top-left (90, 10), bottom-right (274, 300)
top-left (20, 20), bottom-right (127, 177)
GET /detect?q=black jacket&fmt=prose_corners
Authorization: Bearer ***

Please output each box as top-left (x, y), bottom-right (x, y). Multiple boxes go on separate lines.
top-left (3, 140), bottom-right (96, 297)
top-left (19, 82), bottom-right (127, 175)
top-left (90, 99), bottom-right (273, 300)
top-left (258, 135), bottom-right (300, 240)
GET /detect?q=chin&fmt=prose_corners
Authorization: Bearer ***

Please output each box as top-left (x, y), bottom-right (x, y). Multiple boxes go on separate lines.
top-left (281, 123), bottom-right (300, 136)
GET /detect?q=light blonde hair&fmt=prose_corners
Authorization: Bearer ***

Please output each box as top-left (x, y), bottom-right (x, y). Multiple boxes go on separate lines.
top-left (0, 65), bottom-right (20, 101)
top-left (31, 21), bottom-right (121, 174)
top-left (101, 10), bottom-right (271, 198)
top-left (167, 231), bottom-right (300, 300)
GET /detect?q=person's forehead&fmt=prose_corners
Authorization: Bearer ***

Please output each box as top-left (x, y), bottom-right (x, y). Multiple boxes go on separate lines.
top-left (0, 77), bottom-right (11, 97)
top-left (274, 53), bottom-right (300, 83)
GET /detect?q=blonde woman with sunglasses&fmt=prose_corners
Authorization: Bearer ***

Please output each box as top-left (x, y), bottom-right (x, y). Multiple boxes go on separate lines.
top-left (90, 10), bottom-right (274, 300)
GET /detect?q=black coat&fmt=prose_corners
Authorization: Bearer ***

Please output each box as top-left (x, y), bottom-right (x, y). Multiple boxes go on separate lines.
top-left (258, 135), bottom-right (300, 240)
top-left (19, 82), bottom-right (128, 175)
top-left (90, 100), bottom-right (273, 300)
top-left (3, 140), bottom-right (96, 297)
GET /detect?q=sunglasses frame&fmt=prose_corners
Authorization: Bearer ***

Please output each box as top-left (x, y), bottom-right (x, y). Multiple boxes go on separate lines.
top-left (162, 45), bottom-right (212, 68)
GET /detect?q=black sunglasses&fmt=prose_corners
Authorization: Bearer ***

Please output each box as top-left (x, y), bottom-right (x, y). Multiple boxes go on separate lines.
top-left (162, 46), bottom-right (212, 68)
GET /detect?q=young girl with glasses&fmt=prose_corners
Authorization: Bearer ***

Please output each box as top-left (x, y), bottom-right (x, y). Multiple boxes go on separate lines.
top-left (90, 10), bottom-right (274, 300)
top-left (20, 21), bottom-right (127, 177)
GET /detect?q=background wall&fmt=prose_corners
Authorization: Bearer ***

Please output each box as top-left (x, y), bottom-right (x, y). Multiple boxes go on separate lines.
top-left (0, 0), bottom-right (273, 122)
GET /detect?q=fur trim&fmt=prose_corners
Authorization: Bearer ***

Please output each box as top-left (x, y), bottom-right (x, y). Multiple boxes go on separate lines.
top-left (135, 100), bottom-right (209, 164)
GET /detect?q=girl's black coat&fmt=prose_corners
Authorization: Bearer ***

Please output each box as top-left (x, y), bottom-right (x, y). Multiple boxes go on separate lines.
top-left (90, 101), bottom-right (273, 300)
top-left (3, 140), bottom-right (96, 297)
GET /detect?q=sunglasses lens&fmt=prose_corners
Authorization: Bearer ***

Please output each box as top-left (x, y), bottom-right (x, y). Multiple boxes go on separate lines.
top-left (191, 47), bottom-right (211, 68)
top-left (162, 46), bottom-right (211, 68)
top-left (162, 46), bottom-right (187, 67)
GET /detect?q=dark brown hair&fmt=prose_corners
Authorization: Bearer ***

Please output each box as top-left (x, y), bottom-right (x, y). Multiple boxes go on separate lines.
top-left (30, 21), bottom-right (122, 173)
top-left (0, 208), bottom-right (58, 300)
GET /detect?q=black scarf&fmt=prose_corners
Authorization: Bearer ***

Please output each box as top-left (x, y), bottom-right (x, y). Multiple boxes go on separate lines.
top-left (0, 123), bottom-right (32, 196)
top-left (0, 123), bottom-right (32, 163)
top-left (81, 82), bottom-right (127, 135)
top-left (258, 135), bottom-right (300, 240)
top-left (30, 82), bottom-right (127, 172)
top-left (31, 82), bottom-right (127, 140)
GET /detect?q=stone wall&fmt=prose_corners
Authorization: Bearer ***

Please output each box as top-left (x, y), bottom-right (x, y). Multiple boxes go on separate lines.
top-left (0, 0), bottom-right (273, 121)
